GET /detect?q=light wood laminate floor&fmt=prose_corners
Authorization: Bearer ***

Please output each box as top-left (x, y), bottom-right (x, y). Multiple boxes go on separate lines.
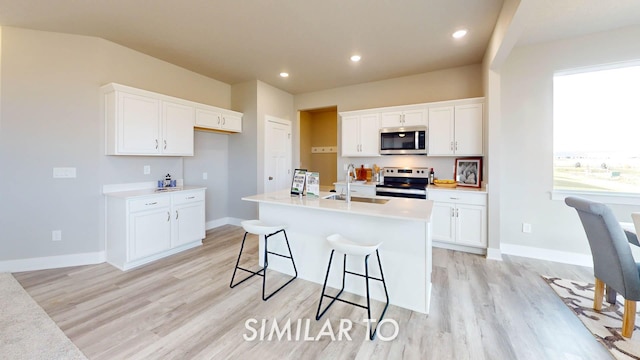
top-left (14, 225), bottom-right (611, 359)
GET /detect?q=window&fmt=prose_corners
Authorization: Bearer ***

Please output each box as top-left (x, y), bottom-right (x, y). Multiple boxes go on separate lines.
top-left (553, 63), bottom-right (640, 196)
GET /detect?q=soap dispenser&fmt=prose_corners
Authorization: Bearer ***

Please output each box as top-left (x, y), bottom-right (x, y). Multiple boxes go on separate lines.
top-left (164, 173), bottom-right (172, 187)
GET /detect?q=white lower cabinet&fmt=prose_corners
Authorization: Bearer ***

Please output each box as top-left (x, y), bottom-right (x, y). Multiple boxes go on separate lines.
top-left (107, 188), bottom-right (205, 270)
top-left (428, 190), bottom-right (487, 249)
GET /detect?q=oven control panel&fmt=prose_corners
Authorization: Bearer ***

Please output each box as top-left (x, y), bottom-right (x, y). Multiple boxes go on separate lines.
top-left (382, 167), bottom-right (430, 178)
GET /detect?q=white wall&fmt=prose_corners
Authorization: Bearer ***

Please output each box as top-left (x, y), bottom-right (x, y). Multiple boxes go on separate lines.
top-left (0, 27), bottom-right (231, 265)
top-left (500, 25), bottom-right (640, 257)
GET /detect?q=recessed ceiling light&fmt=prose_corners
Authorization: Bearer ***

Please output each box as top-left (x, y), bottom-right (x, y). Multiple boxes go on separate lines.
top-left (350, 55), bottom-right (361, 62)
top-left (280, 72), bottom-right (289, 78)
top-left (452, 29), bottom-right (468, 39)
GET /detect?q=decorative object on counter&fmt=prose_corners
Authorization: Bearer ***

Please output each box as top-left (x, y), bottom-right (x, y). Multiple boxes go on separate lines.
top-left (429, 168), bottom-right (435, 184)
top-left (356, 165), bottom-right (367, 181)
top-left (158, 174), bottom-right (177, 188)
top-left (454, 157), bottom-right (482, 188)
top-left (306, 172), bottom-right (320, 197)
top-left (290, 169), bottom-right (307, 195)
top-left (433, 179), bottom-right (457, 188)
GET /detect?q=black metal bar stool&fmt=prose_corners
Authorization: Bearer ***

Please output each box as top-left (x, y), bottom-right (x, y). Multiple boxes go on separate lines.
top-left (315, 233), bottom-right (389, 340)
top-left (230, 220), bottom-right (298, 301)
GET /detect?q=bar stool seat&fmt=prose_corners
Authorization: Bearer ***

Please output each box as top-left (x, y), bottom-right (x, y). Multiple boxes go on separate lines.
top-left (316, 233), bottom-right (389, 340)
top-left (230, 220), bottom-right (297, 301)
top-left (327, 234), bottom-right (380, 256)
top-left (241, 220), bottom-right (285, 236)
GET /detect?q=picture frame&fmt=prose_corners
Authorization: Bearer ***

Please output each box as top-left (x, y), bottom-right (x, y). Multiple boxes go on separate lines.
top-left (290, 169), bottom-right (307, 195)
top-left (454, 158), bottom-right (482, 188)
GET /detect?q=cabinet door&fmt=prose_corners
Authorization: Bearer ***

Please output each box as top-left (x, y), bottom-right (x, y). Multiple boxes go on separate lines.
top-left (428, 106), bottom-right (454, 155)
top-left (162, 101), bottom-right (194, 155)
top-left (358, 113), bottom-right (380, 156)
top-left (221, 113), bottom-right (242, 132)
top-left (455, 204), bottom-right (487, 247)
top-left (195, 108), bottom-right (221, 128)
top-left (402, 109), bottom-right (426, 127)
top-left (454, 103), bottom-right (483, 155)
top-left (129, 208), bottom-right (171, 260)
top-left (118, 92), bottom-right (161, 154)
top-left (172, 202), bottom-right (205, 247)
top-left (380, 111), bottom-right (403, 128)
top-left (431, 202), bottom-right (455, 243)
top-left (341, 115), bottom-right (361, 156)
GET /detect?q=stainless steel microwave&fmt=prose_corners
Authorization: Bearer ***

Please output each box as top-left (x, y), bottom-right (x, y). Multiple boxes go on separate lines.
top-left (380, 126), bottom-right (428, 155)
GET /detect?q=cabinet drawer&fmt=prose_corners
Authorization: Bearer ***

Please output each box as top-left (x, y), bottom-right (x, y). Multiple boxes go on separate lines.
top-left (129, 196), bottom-right (170, 212)
top-left (172, 190), bottom-right (205, 205)
top-left (427, 190), bottom-right (486, 205)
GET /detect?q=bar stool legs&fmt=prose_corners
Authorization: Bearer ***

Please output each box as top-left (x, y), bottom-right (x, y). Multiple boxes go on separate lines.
top-left (315, 247), bottom-right (390, 340)
top-left (230, 225), bottom-right (298, 301)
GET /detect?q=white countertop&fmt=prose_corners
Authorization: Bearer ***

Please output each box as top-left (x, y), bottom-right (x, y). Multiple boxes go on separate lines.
top-left (242, 190), bottom-right (433, 222)
top-left (104, 186), bottom-right (206, 199)
top-left (427, 185), bottom-right (488, 194)
top-left (334, 181), bottom-right (379, 186)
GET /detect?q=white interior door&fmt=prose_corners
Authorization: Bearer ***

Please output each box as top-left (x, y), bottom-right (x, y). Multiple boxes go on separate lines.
top-left (265, 116), bottom-right (292, 193)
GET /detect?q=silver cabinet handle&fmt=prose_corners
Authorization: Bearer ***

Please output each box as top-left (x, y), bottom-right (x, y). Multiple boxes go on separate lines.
top-left (455, 141), bottom-right (458, 151)
top-left (217, 116), bottom-right (221, 125)
top-left (222, 117), bottom-right (226, 125)
top-left (167, 211), bottom-right (170, 222)
top-left (155, 139), bottom-right (159, 149)
top-left (164, 140), bottom-right (167, 150)
top-left (449, 197), bottom-right (459, 200)
top-left (145, 201), bottom-right (158, 206)
top-left (268, 176), bottom-right (273, 180)
top-left (450, 208), bottom-right (454, 217)
top-left (175, 210), bottom-right (179, 220)
top-left (456, 208), bottom-right (459, 217)
top-left (450, 141), bottom-right (454, 151)
top-left (186, 196), bottom-right (195, 199)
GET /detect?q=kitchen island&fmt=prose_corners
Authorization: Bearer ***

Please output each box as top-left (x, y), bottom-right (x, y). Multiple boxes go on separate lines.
top-left (242, 190), bottom-right (433, 314)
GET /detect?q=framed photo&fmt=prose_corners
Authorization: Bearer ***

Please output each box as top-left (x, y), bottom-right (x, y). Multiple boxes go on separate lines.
top-left (454, 158), bottom-right (482, 188)
top-left (290, 169), bottom-right (307, 195)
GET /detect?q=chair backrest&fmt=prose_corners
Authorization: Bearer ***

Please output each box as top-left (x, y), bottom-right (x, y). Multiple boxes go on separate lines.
top-left (565, 196), bottom-right (640, 300)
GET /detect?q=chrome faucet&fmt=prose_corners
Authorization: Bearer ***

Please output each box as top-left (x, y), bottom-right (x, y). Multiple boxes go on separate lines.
top-left (345, 163), bottom-right (355, 203)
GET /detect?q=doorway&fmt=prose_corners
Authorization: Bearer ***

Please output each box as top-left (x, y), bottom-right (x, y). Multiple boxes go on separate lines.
top-left (299, 107), bottom-right (338, 191)
top-left (265, 116), bottom-right (292, 193)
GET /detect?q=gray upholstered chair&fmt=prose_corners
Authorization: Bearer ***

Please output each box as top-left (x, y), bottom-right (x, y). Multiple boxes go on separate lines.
top-left (565, 196), bottom-right (640, 338)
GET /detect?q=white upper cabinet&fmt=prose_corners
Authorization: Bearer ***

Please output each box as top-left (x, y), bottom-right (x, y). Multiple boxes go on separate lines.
top-left (104, 84), bottom-right (194, 156)
top-left (103, 83), bottom-right (243, 156)
top-left (195, 107), bottom-right (242, 133)
top-left (380, 106), bottom-right (426, 128)
top-left (341, 113), bottom-right (379, 157)
top-left (428, 101), bottom-right (483, 156)
top-left (162, 101), bottom-right (195, 155)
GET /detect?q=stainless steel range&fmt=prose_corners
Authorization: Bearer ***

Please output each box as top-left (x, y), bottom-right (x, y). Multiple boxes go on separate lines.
top-left (376, 167), bottom-right (429, 199)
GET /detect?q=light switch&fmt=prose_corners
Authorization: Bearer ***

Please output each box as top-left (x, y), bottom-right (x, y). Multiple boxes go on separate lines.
top-left (203, 172), bottom-right (208, 180)
top-left (53, 167), bottom-right (77, 178)
top-left (52, 230), bottom-right (62, 241)
top-left (144, 165), bottom-right (151, 175)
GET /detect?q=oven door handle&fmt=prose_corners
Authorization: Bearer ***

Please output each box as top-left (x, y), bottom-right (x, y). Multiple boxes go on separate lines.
top-left (376, 187), bottom-right (427, 196)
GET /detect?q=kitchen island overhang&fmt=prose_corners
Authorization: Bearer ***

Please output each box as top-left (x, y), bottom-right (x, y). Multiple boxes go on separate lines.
top-left (242, 190), bottom-right (433, 314)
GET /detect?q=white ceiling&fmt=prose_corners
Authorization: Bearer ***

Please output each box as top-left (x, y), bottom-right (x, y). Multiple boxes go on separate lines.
top-left (1, 0), bottom-right (640, 94)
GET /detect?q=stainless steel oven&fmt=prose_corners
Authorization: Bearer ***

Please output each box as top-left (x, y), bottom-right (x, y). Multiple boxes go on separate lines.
top-left (375, 167), bottom-right (429, 199)
top-left (379, 126), bottom-right (427, 155)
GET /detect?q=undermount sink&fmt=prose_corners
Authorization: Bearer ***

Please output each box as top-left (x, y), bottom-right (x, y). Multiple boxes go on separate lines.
top-left (323, 193), bottom-right (389, 205)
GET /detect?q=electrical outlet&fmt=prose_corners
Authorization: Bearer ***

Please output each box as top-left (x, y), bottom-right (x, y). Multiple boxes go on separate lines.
top-left (144, 165), bottom-right (151, 175)
top-left (52, 230), bottom-right (62, 241)
top-left (203, 172), bottom-right (208, 180)
top-left (522, 223), bottom-right (532, 233)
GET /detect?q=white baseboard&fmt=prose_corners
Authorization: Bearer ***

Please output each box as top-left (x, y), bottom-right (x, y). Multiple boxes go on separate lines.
top-left (500, 243), bottom-right (593, 267)
top-left (206, 217), bottom-right (245, 230)
top-left (0, 251), bottom-right (106, 273)
top-left (485, 247), bottom-right (503, 261)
